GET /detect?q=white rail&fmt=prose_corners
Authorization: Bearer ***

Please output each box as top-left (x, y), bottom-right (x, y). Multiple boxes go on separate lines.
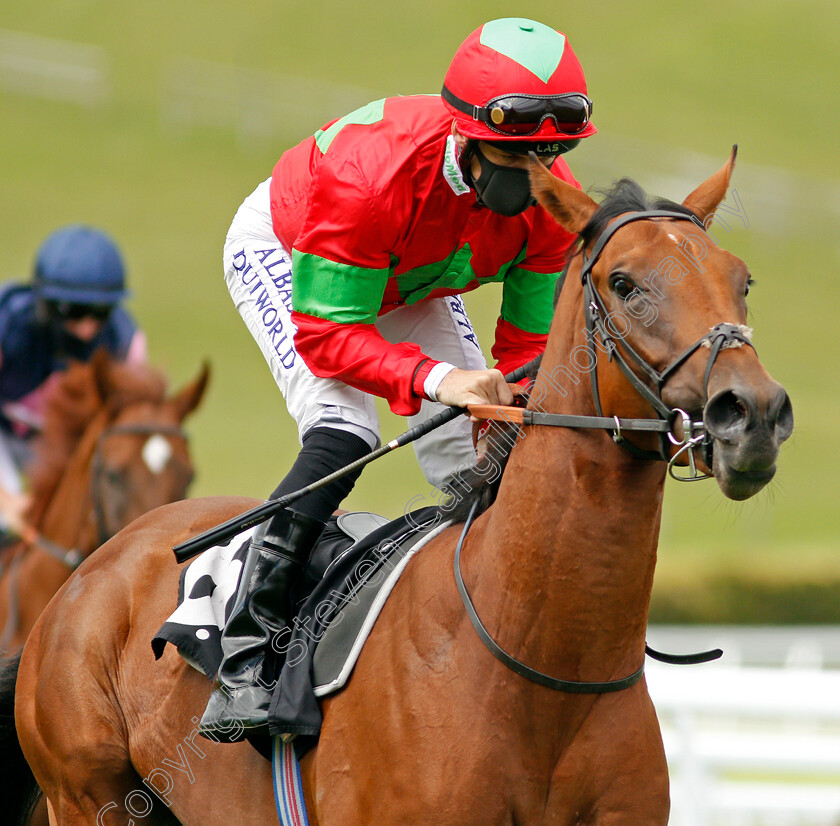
top-left (0, 29), bottom-right (109, 105)
top-left (647, 660), bottom-right (840, 826)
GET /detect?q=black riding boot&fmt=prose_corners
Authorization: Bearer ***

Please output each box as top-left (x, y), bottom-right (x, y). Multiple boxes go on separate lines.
top-left (198, 507), bottom-right (324, 742)
top-left (198, 427), bottom-right (371, 742)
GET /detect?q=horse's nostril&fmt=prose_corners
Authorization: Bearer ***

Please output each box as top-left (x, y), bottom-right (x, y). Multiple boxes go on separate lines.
top-left (705, 390), bottom-right (749, 441)
top-left (774, 391), bottom-right (794, 442)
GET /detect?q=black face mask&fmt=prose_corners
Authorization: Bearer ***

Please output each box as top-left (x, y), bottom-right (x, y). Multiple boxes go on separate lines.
top-left (465, 144), bottom-right (535, 217)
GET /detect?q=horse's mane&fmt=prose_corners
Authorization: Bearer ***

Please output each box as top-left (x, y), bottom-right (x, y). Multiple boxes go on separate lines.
top-left (437, 178), bottom-right (698, 525)
top-left (26, 356), bottom-right (168, 526)
top-left (580, 178), bottom-right (696, 246)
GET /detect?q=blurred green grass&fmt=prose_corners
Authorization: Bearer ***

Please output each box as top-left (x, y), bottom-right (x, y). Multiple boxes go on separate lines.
top-left (1, 0), bottom-right (838, 613)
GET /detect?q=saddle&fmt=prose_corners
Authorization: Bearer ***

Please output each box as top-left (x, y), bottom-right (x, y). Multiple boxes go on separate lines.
top-left (153, 506), bottom-right (447, 753)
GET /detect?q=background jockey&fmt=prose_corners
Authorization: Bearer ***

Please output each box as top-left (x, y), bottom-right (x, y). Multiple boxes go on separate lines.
top-left (0, 225), bottom-right (147, 539)
top-left (199, 17), bottom-right (597, 740)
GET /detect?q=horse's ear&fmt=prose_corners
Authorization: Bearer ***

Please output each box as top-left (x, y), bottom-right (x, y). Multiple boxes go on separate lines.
top-left (168, 361), bottom-right (210, 421)
top-left (528, 154), bottom-right (597, 233)
top-left (682, 145), bottom-right (738, 225)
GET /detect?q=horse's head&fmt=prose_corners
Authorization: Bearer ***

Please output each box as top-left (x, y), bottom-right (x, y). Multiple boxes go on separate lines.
top-left (530, 148), bottom-right (793, 500)
top-left (87, 354), bottom-right (210, 540)
top-left (28, 352), bottom-right (210, 551)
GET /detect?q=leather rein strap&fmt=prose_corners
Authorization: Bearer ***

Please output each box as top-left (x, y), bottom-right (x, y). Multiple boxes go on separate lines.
top-left (474, 210), bottom-right (756, 480)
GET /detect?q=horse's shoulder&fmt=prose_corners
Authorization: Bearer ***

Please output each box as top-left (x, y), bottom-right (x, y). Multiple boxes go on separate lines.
top-left (385, 519), bottom-right (465, 610)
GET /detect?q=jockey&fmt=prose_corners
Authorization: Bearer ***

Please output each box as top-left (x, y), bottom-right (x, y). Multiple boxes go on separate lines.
top-left (199, 17), bottom-right (597, 740)
top-left (0, 225), bottom-right (147, 537)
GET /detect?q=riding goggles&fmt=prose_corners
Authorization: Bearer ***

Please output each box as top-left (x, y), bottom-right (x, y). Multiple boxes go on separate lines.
top-left (48, 300), bottom-right (113, 322)
top-left (442, 86), bottom-right (593, 137)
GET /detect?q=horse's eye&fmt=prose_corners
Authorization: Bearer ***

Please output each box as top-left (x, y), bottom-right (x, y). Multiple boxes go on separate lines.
top-left (610, 276), bottom-right (635, 300)
top-left (745, 277), bottom-right (755, 297)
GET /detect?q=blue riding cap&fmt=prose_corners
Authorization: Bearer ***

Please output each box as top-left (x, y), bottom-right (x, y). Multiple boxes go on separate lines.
top-left (33, 225), bottom-right (128, 305)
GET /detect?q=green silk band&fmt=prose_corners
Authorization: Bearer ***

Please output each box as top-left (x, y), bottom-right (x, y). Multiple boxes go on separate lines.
top-left (500, 267), bottom-right (559, 334)
top-left (291, 250), bottom-right (388, 324)
top-left (292, 249), bottom-right (559, 334)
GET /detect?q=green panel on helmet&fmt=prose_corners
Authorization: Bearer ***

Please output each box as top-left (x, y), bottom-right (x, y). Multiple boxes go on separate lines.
top-left (314, 99), bottom-right (386, 153)
top-left (479, 18), bottom-right (565, 83)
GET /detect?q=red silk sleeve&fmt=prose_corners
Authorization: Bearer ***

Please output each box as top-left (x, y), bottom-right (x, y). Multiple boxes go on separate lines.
top-left (491, 317), bottom-right (548, 381)
top-left (291, 311), bottom-right (440, 416)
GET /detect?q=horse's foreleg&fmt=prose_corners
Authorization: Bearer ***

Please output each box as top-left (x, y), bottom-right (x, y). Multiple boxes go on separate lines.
top-left (544, 691), bottom-right (670, 826)
top-left (43, 777), bottom-right (180, 826)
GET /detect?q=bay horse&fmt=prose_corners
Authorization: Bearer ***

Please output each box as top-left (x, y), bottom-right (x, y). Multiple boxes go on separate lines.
top-left (6, 149), bottom-right (792, 825)
top-left (0, 352), bottom-right (209, 652)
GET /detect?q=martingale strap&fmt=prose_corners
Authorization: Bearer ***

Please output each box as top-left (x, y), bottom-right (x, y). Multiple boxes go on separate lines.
top-left (453, 497), bottom-right (723, 690)
top-left (454, 500), bottom-right (645, 694)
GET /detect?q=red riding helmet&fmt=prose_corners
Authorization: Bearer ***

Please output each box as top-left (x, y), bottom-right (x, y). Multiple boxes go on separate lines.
top-left (442, 18), bottom-right (597, 145)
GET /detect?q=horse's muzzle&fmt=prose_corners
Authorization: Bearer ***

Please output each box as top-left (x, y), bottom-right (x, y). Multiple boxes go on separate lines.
top-left (704, 381), bottom-right (793, 499)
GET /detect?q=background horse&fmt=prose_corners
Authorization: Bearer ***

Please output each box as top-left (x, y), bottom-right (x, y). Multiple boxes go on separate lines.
top-left (6, 152), bottom-right (792, 825)
top-left (0, 352), bottom-right (209, 652)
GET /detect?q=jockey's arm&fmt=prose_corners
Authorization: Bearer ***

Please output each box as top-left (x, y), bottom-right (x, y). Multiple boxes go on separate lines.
top-left (290, 311), bottom-right (513, 415)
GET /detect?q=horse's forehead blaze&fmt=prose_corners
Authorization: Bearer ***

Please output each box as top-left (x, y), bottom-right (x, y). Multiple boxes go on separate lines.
top-left (141, 434), bottom-right (173, 474)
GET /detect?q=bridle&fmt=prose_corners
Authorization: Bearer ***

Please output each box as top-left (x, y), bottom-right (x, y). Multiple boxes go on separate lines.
top-left (36, 420), bottom-right (189, 565)
top-left (578, 209), bottom-right (754, 479)
top-left (456, 209), bottom-right (758, 693)
top-left (89, 422), bottom-right (189, 547)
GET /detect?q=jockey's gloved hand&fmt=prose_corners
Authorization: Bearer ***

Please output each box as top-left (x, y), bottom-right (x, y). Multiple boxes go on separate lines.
top-left (435, 367), bottom-right (514, 410)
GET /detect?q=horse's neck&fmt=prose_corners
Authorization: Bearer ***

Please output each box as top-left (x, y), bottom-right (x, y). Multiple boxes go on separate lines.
top-left (36, 407), bottom-right (110, 549)
top-left (464, 292), bottom-right (666, 680)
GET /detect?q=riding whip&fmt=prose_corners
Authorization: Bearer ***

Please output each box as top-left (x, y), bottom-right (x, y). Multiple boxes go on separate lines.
top-left (172, 356), bottom-right (542, 563)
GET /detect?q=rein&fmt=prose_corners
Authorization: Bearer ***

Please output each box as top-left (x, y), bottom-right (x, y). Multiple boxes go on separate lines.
top-left (471, 211), bottom-right (755, 481)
